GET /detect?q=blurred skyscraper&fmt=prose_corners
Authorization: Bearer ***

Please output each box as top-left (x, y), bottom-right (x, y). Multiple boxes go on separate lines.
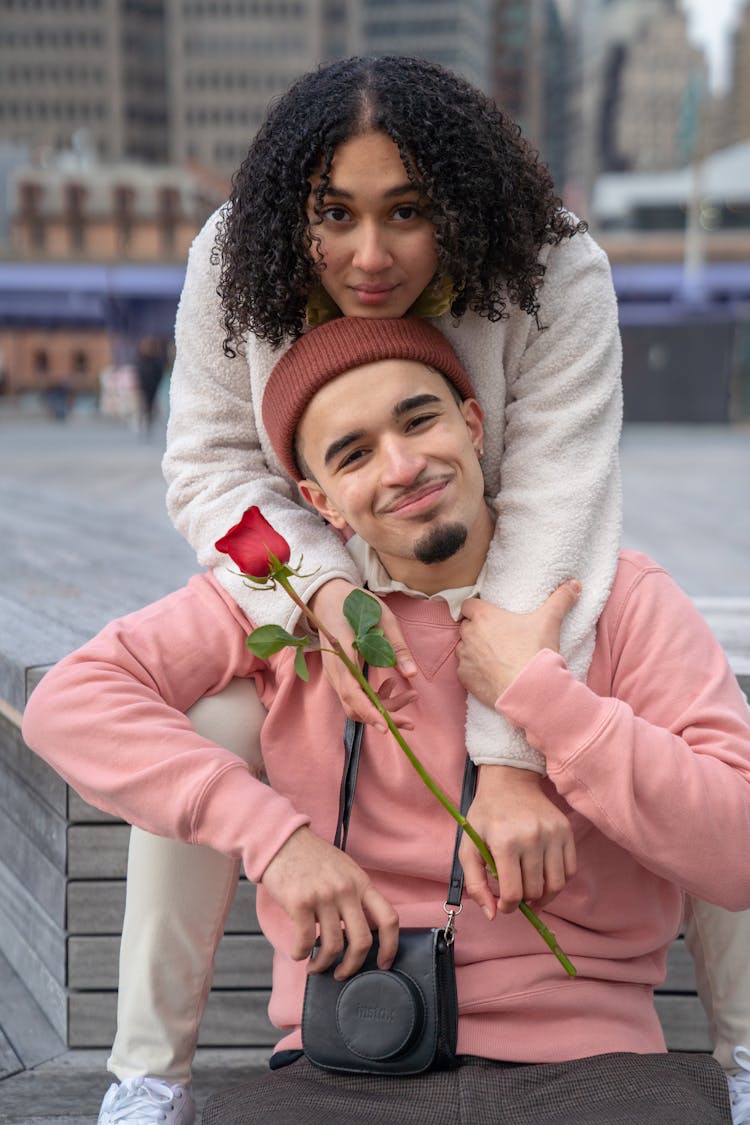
top-left (0, 0), bottom-right (494, 175)
top-left (493, 0), bottom-right (569, 195)
top-left (0, 0), bottom-right (746, 198)
top-left (0, 0), bottom-right (168, 163)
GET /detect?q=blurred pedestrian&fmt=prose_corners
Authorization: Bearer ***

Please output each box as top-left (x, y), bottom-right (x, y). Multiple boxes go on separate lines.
top-left (135, 336), bottom-right (166, 435)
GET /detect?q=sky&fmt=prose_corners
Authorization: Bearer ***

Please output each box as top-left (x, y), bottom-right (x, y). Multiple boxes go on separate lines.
top-left (682, 0), bottom-right (746, 89)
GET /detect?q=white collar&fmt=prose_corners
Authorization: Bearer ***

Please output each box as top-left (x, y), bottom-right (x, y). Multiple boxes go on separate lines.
top-left (345, 534), bottom-right (484, 621)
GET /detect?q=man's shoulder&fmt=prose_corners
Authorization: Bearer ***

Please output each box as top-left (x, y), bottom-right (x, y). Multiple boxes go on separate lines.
top-left (601, 549), bottom-right (689, 638)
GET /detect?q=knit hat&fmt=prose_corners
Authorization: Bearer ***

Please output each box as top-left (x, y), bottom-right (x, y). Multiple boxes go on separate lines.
top-left (263, 317), bottom-right (475, 481)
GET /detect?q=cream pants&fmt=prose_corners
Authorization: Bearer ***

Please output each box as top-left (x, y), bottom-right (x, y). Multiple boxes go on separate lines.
top-left (108, 680), bottom-right (750, 1084)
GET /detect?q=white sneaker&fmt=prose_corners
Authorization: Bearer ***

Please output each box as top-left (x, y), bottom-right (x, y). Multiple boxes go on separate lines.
top-left (728, 1046), bottom-right (750, 1125)
top-left (98, 1076), bottom-right (196, 1124)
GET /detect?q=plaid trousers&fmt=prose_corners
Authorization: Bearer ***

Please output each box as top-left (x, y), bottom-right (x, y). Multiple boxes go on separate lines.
top-left (202, 1051), bottom-right (731, 1125)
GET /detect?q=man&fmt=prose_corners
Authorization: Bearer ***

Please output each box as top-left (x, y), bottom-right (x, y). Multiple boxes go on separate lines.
top-left (23, 317), bottom-right (750, 1123)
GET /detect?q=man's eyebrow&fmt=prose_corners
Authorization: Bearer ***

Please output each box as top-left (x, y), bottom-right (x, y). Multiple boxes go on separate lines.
top-left (323, 429), bottom-right (365, 467)
top-left (393, 393), bottom-right (443, 418)
top-left (322, 394), bottom-right (444, 466)
top-left (322, 182), bottom-right (421, 200)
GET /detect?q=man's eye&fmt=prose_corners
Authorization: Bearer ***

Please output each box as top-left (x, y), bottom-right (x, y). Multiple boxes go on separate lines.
top-left (406, 413), bottom-right (437, 430)
top-left (338, 448), bottom-right (368, 470)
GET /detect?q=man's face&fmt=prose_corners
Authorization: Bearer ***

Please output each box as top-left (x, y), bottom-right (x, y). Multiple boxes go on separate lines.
top-left (297, 360), bottom-right (492, 594)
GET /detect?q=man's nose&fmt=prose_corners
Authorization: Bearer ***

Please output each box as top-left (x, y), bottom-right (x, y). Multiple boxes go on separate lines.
top-left (380, 437), bottom-right (426, 486)
top-left (351, 222), bottom-right (393, 273)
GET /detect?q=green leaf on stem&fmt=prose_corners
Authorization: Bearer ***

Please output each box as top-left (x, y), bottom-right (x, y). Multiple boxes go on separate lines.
top-left (343, 589), bottom-right (383, 638)
top-left (356, 632), bottom-right (397, 668)
top-left (246, 624), bottom-right (299, 658)
top-left (294, 646), bottom-right (309, 682)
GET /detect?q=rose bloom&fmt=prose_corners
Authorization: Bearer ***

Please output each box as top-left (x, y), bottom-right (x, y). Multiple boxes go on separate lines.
top-left (215, 506), bottom-right (291, 577)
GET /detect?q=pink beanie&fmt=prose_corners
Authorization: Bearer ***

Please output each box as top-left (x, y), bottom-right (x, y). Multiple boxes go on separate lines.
top-left (262, 317), bottom-right (475, 480)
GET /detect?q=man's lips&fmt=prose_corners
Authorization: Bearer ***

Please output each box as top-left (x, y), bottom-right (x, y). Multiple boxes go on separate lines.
top-left (380, 479), bottom-right (449, 515)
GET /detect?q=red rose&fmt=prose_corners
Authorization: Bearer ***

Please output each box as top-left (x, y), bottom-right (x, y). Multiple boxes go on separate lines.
top-left (215, 507), bottom-right (291, 577)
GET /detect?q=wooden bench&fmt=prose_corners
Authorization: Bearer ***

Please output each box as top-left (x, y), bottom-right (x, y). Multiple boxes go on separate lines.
top-left (0, 610), bottom-right (746, 1051)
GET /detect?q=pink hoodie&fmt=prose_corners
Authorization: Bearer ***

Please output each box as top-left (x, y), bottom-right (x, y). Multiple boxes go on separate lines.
top-left (22, 550), bottom-right (750, 1063)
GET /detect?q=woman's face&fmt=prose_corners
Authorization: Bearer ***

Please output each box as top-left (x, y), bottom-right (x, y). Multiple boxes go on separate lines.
top-left (307, 131), bottom-right (438, 319)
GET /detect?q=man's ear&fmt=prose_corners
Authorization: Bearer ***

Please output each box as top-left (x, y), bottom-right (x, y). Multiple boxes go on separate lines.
top-left (298, 479), bottom-right (348, 530)
top-left (461, 397), bottom-right (484, 454)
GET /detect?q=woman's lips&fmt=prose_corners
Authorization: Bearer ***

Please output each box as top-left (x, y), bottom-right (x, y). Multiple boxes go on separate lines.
top-left (351, 285), bottom-right (397, 306)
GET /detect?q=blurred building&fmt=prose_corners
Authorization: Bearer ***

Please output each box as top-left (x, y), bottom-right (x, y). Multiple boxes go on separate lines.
top-left (610, 5), bottom-right (708, 171)
top-left (359, 0), bottom-right (491, 92)
top-left (591, 140), bottom-right (750, 423)
top-left (0, 0), bottom-right (495, 177)
top-left (561, 0), bottom-right (719, 211)
top-left (9, 156), bottom-right (220, 263)
top-left (493, 0), bottom-right (569, 192)
top-left (165, 0), bottom-right (327, 173)
top-left (0, 0), bottom-right (168, 163)
top-left (729, 0), bottom-right (750, 144)
top-left (0, 152), bottom-right (224, 396)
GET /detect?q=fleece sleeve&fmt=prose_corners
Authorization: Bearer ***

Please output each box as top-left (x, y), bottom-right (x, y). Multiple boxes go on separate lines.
top-left (21, 574), bottom-right (310, 883)
top-left (162, 210), bottom-right (359, 632)
top-left (466, 231), bottom-right (623, 771)
top-left (495, 562), bottom-right (750, 911)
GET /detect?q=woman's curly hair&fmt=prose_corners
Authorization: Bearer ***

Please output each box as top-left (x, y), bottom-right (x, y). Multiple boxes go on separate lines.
top-left (215, 55), bottom-right (586, 354)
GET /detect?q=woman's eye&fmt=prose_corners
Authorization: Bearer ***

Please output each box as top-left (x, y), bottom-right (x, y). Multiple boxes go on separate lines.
top-left (392, 204), bottom-right (420, 221)
top-left (322, 206), bottom-right (350, 223)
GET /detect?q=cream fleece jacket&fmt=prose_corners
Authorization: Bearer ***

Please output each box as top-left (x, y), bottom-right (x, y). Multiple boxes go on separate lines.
top-left (22, 551), bottom-right (750, 1062)
top-left (162, 211), bottom-right (623, 770)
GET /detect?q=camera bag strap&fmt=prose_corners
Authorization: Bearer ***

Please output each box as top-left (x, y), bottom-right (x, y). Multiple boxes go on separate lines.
top-left (335, 695), bottom-right (478, 916)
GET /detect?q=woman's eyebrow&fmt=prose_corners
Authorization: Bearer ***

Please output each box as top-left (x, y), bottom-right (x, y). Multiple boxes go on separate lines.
top-left (322, 182), bottom-right (420, 200)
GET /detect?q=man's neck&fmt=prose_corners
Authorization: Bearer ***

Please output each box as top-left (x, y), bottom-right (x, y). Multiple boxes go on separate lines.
top-left (350, 502), bottom-right (495, 598)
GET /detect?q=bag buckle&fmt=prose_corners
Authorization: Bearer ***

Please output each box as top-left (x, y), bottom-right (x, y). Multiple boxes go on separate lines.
top-left (442, 901), bottom-right (462, 945)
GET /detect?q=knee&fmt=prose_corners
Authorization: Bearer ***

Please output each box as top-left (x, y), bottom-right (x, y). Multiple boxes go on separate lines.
top-left (186, 678), bottom-right (265, 776)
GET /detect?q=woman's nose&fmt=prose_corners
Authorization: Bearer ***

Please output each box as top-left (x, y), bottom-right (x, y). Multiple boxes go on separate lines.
top-left (351, 223), bottom-right (393, 273)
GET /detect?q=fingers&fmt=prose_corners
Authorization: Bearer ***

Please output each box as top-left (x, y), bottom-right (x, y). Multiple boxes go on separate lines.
top-left (377, 677), bottom-right (418, 726)
top-left (320, 647), bottom-right (387, 729)
top-left (378, 602), bottom-right (418, 679)
top-left (459, 835), bottom-right (498, 921)
top-left (364, 886), bottom-right (400, 972)
top-left (321, 645), bottom-right (419, 731)
top-left (546, 579), bottom-right (582, 625)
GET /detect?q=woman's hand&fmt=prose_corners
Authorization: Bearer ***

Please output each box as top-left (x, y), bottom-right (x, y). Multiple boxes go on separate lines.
top-left (457, 580), bottom-right (582, 706)
top-left (459, 766), bottom-right (577, 918)
top-left (308, 579), bottom-right (419, 731)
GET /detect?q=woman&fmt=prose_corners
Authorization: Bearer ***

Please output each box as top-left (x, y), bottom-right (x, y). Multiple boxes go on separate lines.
top-left (104, 55), bottom-right (626, 1122)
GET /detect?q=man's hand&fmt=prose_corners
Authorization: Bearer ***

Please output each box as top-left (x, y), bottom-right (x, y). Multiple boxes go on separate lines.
top-left (460, 766), bottom-right (577, 917)
top-left (260, 827), bottom-right (400, 979)
top-left (309, 579), bottom-right (418, 731)
top-left (457, 580), bottom-right (582, 706)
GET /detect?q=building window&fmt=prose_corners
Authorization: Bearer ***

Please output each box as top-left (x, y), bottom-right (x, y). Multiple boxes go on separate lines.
top-left (158, 186), bottom-right (180, 254)
top-left (19, 181), bottom-right (46, 250)
top-left (65, 182), bottom-right (87, 253)
top-left (113, 184), bottom-right (135, 252)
